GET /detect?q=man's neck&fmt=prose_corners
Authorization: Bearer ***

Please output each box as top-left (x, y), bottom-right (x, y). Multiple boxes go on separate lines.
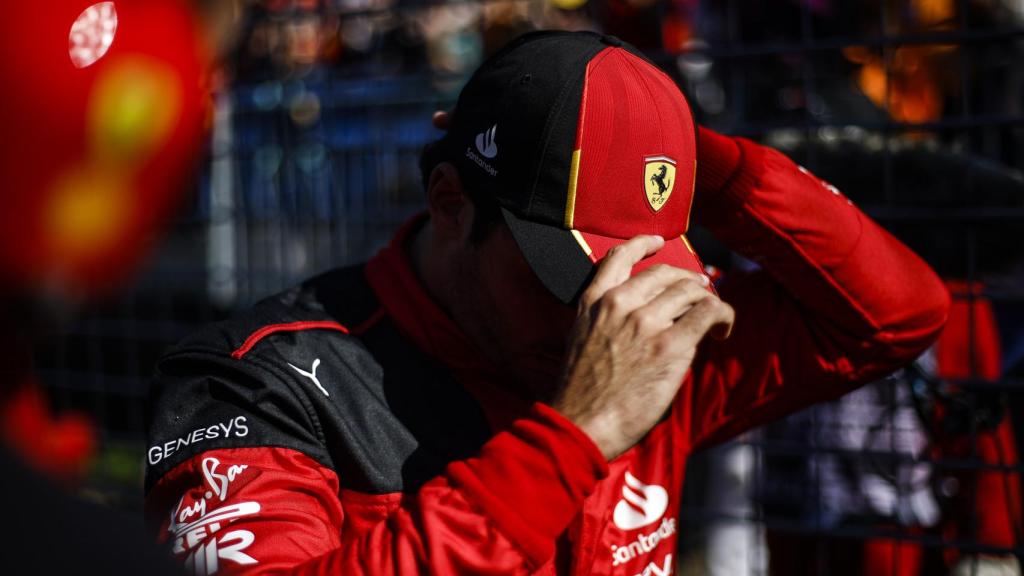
top-left (408, 218), bottom-right (451, 321)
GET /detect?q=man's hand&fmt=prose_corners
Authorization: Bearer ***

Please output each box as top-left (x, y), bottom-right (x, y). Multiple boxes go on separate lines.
top-left (552, 235), bottom-right (735, 460)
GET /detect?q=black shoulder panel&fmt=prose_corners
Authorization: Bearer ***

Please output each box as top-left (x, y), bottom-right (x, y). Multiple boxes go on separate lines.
top-left (145, 265), bottom-right (493, 495)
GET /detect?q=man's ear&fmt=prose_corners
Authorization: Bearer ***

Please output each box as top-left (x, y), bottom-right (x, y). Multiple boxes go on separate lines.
top-left (426, 162), bottom-right (473, 243)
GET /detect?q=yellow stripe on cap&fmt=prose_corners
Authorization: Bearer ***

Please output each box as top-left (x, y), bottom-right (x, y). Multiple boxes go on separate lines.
top-left (683, 159), bottom-right (697, 232)
top-left (570, 229), bottom-right (593, 257)
top-left (564, 149), bottom-right (582, 229)
top-left (680, 234), bottom-right (696, 254)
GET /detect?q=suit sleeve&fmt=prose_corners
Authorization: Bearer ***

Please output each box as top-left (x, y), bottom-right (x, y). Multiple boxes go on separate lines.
top-left (682, 127), bottom-right (951, 449)
top-left (144, 350), bottom-right (607, 575)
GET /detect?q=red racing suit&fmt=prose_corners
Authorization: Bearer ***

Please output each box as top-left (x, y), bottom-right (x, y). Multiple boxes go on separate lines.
top-left (143, 129), bottom-right (950, 575)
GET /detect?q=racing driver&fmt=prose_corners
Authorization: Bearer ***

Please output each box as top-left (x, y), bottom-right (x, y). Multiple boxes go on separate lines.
top-left (144, 31), bottom-right (950, 576)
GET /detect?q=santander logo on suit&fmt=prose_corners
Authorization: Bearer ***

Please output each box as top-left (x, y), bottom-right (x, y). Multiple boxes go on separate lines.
top-left (609, 471), bottom-right (678, 575)
top-left (613, 471), bottom-right (669, 530)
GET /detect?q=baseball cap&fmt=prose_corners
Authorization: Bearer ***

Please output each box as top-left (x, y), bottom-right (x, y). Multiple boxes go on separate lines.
top-left (433, 30), bottom-right (703, 303)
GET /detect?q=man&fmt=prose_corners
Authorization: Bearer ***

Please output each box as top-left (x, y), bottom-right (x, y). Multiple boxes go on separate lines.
top-left (144, 31), bottom-right (949, 575)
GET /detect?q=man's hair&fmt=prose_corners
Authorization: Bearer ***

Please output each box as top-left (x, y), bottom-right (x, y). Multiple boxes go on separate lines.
top-left (419, 138), bottom-right (502, 244)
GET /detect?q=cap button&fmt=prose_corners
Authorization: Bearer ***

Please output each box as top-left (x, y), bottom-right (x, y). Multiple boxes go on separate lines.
top-left (601, 35), bottom-right (623, 47)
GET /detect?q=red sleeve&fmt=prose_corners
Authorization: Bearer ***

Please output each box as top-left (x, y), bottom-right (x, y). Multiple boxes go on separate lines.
top-left (683, 128), bottom-right (951, 449)
top-left (145, 403), bottom-right (608, 575)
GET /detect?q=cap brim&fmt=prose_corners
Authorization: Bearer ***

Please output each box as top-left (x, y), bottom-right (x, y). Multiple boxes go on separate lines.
top-left (501, 207), bottom-right (706, 304)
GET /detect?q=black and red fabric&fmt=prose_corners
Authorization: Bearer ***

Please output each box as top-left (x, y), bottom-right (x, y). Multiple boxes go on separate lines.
top-left (435, 31), bottom-right (700, 303)
top-left (144, 128), bottom-right (949, 575)
top-left (505, 37), bottom-right (702, 302)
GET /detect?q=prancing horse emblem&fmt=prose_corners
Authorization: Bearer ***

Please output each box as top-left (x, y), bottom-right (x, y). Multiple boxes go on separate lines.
top-left (644, 156), bottom-right (677, 212)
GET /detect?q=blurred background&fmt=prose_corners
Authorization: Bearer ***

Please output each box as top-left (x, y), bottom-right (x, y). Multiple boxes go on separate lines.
top-left (18, 0), bottom-right (1024, 574)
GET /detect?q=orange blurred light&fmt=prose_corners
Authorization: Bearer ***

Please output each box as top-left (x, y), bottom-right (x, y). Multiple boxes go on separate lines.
top-left (912, 0), bottom-right (955, 27)
top-left (45, 163), bottom-right (130, 264)
top-left (848, 47), bottom-right (948, 127)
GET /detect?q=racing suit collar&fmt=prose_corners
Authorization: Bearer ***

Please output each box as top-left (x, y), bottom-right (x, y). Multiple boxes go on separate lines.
top-left (365, 212), bottom-right (531, 430)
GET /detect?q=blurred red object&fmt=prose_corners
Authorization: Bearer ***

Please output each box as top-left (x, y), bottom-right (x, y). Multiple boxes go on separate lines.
top-left (1, 380), bottom-right (97, 483)
top-left (933, 280), bottom-right (1022, 566)
top-left (0, 4), bottom-right (211, 571)
top-left (0, 0), bottom-right (209, 301)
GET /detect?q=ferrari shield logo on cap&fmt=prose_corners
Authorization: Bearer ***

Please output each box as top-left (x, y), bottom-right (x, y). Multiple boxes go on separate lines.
top-left (644, 156), bottom-right (676, 212)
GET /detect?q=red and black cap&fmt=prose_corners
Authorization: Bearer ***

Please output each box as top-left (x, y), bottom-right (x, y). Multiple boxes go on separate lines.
top-left (437, 30), bottom-right (702, 303)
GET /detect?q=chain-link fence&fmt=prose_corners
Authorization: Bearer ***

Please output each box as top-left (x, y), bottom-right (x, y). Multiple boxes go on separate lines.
top-left (33, 0), bottom-right (1024, 573)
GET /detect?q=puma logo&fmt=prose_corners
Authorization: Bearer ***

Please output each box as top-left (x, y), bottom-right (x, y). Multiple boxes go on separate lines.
top-left (288, 358), bottom-right (329, 397)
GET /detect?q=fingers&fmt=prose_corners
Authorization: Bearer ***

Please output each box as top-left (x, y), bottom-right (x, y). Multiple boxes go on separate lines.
top-left (708, 306), bottom-right (735, 340)
top-left (599, 265), bottom-right (704, 326)
top-left (581, 235), bottom-right (664, 310)
top-left (662, 297), bottom-right (735, 350)
top-left (622, 264), bottom-right (708, 306)
top-left (627, 276), bottom-right (714, 335)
